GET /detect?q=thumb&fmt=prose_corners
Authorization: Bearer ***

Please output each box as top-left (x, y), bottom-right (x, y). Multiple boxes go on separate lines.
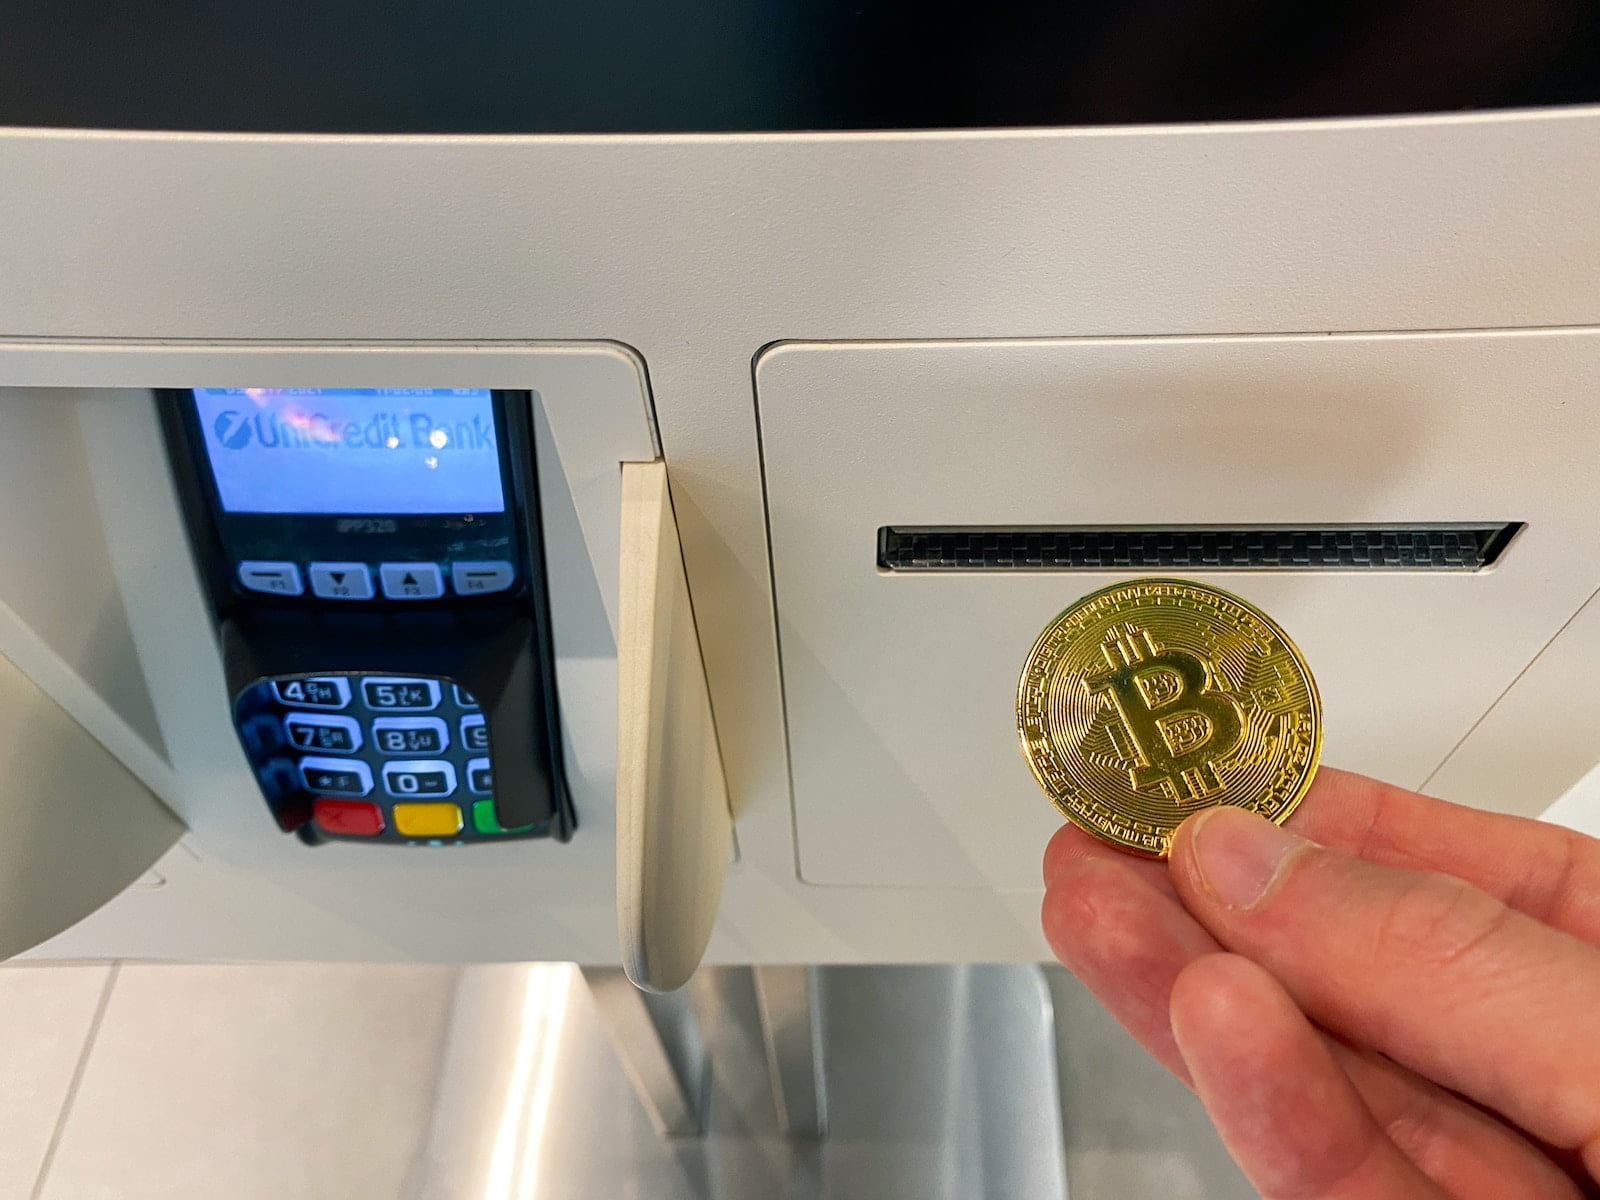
top-left (1168, 804), bottom-right (1600, 1177)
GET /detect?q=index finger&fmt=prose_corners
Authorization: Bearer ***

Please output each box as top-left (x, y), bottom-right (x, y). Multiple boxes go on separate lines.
top-left (1288, 768), bottom-right (1600, 946)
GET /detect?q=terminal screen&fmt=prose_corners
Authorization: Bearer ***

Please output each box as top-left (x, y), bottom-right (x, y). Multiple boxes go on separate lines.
top-left (193, 388), bottom-right (505, 515)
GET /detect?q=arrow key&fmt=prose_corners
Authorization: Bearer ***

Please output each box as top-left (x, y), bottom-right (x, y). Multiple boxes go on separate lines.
top-left (309, 562), bottom-right (375, 600)
top-left (378, 562), bottom-right (445, 600)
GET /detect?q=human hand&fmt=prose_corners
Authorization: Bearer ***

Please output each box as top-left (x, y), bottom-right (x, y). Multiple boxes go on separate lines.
top-left (1041, 767), bottom-right (1600, 1198)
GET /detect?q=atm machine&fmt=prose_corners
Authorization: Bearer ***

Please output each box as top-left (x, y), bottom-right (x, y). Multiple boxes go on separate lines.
top-left (3, 2), bottom-right (1600, 1194)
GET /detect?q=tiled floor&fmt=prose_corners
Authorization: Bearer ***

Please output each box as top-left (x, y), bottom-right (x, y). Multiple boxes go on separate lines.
top-left (0, 965), bottom-right (114, 1198)
top-left (6, 963), bottom-right (459, 1200)
top-left (0, 961), bottom-right (1244, 1200)
top-left (37, 964), bottom-right (460, 1200)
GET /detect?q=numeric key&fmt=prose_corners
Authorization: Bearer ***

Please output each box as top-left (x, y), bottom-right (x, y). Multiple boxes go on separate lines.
top-left (284, 713), bottom-right (363, 754)
top-left (371, 717), bottom-right (448, 755)
top-left (381, 760), bottom-right (458, 798)
top-left (459, 714), bottom-right (489, 753)
top-left (360, 677), bottom-right (442, 711)
top-left (273, 677), bottom-right (352, 709)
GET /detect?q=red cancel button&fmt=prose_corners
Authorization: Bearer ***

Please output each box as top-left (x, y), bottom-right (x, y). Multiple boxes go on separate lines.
top-left (313, 799), bottom-right (385, 836)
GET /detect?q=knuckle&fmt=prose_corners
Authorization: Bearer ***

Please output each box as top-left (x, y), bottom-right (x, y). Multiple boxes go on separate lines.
top-left (1368, 871), bottom-right (1517, 977)
top-left (1045, 860), bottom-right (1129, 933)
top-left (1040, 867), bottom-right (1110, 956)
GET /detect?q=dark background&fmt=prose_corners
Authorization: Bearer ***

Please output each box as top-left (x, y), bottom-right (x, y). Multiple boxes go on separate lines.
top-left (2, 0), bottom-right (1598, 133)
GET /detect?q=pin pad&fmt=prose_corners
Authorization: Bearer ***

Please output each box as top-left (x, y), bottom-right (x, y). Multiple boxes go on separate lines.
top-left (161, 388), bottom-right (573, 846)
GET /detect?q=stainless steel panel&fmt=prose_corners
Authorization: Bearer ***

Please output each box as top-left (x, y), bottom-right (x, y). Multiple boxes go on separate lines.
top-left (416, 964), bottom-right (1069, 1198)
top-left (580, 965), bottom-right (707, 1136)
top-left (752, 965), bottom-right (826, 1138)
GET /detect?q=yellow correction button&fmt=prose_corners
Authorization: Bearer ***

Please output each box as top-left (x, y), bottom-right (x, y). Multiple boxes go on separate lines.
top-left (392, 802), bottom-right (464, 838)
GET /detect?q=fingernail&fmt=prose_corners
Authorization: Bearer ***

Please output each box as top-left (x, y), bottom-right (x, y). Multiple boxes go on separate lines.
top-left (1190, 807), bottom-right (1307, 910)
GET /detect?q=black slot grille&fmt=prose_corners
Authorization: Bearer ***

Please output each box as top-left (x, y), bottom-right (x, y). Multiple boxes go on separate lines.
top-left (877, 525), bottom-right (1523, 572)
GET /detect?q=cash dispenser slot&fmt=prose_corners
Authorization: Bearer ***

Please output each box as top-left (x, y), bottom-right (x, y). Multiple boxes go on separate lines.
top-left (877, 524), bottom-right (1524, 573)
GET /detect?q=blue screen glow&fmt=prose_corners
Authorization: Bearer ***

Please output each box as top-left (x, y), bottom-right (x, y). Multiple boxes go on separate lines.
top-left (194, 388), bottom-right (506, 515)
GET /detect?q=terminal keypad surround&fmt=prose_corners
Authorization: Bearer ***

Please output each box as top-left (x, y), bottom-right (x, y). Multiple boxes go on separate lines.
top-left (236, 674), bottom-right (537, 843)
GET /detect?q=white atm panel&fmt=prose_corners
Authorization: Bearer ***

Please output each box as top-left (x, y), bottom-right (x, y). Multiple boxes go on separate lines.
top-left (757, 332), bottom-right (1600, 890)
top-left (0, 344), bottom-right (658, 963)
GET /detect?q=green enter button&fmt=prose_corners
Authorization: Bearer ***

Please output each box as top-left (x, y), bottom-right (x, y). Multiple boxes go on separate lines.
top-left (472, 800), bottom-right (534, 836)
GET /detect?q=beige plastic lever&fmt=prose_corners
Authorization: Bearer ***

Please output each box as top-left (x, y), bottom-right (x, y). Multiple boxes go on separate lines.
top-left (615, 460), bottom-right (732, 992)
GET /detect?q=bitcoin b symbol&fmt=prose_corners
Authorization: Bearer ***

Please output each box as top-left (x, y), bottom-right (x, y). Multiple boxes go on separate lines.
top-left (1090, 627), bottom-right (1244, 803)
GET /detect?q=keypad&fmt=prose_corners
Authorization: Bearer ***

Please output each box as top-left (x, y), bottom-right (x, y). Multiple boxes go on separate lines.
top-left (273, 677), bottom-right (350, 709)
top-left (234, 558), bottom-right (516, 602)
top-left (379, 562), bottom-right (446, 600)
top-left (234, 673), bottom-right (531, 844)
top-left (393, 802), bottom-right (464, 838)
top-left (371, 717), bottom-right (448, 755)
top-left (361, 678), bottom-right (441, 711)
top-left (308, 562), bottom-right (375, 601)
top-left (314, 799), bottom-right (385, 837)
top-left (460, 714), bottom-right (488, 753)
top-left (238, 561), bottom-right (303, 596)
top-left (299, 757), bottom-right (373, 797)
top-left (471, 799), bottom-right (531, 836)
top-left (450, 561), bottom-right (517, 595)
top-left (284, 713), bottom-right (362, 754)
top-left (382, 759), bottom-right (457, 798)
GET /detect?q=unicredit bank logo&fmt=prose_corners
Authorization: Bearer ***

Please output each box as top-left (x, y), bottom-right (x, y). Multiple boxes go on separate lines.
top-left (214, 410), bottom-right (253, 449)
top-left (208, 407), bottom-right (494, 453)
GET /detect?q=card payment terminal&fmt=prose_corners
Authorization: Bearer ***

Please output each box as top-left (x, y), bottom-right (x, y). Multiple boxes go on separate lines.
top-left (162, 388), bottom-right (574, 846)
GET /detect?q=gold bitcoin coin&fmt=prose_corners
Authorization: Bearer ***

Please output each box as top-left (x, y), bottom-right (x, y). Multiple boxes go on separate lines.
top-left (1017, 578), bottom-right (1321, 858)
